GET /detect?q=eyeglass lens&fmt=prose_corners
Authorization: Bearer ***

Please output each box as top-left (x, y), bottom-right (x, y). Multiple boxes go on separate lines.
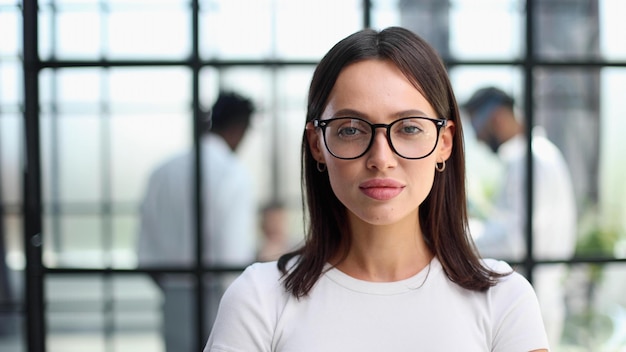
top-left (321, 117), bottom-right (440, 159)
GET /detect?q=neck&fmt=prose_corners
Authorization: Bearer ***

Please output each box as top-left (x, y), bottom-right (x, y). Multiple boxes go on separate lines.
top-left (333, 215), bottom-right (433, 282)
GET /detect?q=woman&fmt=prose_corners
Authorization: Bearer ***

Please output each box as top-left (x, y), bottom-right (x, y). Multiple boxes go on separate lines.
top-left (204, 27), bottom-right (549, 352)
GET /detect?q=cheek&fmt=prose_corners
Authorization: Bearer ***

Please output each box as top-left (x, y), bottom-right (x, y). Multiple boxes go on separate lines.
top-left (407, 161), bottom-right (437, 199)
top-left (325, 161), bottom-right (357, 198)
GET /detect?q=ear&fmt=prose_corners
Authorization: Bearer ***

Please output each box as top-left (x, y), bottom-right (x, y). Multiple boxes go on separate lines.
top-left (306, 122), bottom-right (325, 163)
top-left (437, 120), bottom-right (455, 161)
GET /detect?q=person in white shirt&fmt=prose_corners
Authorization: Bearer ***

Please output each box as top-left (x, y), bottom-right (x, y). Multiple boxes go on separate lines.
top-left (137, 91), bottom-right (257, 352)
top-left (204, 27), bottom-right (549, 352)
top-left (464, 86), bottom-right (577, 346)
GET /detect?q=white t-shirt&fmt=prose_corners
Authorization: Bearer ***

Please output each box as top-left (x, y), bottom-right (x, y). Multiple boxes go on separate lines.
top-left (205, 257), bottom-right (549, 352)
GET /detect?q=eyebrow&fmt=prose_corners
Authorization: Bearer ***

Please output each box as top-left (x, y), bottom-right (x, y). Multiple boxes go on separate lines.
top-left (332, 108), bottom-right (433, 119)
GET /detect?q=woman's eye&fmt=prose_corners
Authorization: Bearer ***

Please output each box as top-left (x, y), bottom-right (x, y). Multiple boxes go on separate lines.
top-left (401, 125), bottom-right (422, 134)
top-left (338, 127), bottom-right (359, 136)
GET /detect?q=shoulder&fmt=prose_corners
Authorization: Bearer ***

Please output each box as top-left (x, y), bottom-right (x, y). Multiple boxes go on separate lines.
top-left (482, 259), bottom-right (533, 295)
top-left (481, 259), bottom-right (543, 321)
top-left (482, 258), bottom-right (515, 276)
top-left (207, 262), bottom-right (289, 350)
top-left (481, 259), bottom-right (550, 351)
top-left (216, 261), bottom-right (290, 323)
top-left (223, 261), bottom-right (286, 302)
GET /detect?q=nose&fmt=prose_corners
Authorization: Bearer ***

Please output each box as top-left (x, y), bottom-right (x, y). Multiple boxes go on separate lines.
top-left (366, 129), bottom-right (397, 169)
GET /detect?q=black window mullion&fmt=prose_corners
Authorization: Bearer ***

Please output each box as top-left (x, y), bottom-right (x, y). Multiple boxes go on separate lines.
top-left (23, 0), bottom-right (46, 351)
top-left (523, 0), bottom-right (537, 285)
top-left (191, 0), bottom-right (205, 350)
top-left (363, 0), bottom-right (372, 28)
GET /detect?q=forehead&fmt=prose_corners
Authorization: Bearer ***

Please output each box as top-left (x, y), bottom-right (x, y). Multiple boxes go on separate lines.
top-left (325, 59), bottom-right (436, 119)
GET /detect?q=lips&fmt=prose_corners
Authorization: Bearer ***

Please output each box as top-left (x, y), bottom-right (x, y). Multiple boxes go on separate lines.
top-left (359, 178), bottom-right (405, 200)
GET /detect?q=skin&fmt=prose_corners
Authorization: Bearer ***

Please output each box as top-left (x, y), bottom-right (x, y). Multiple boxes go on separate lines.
top-left (474, 105), bottom-right (523, 151)
top-left (307, 59), bottom-right (455, 283)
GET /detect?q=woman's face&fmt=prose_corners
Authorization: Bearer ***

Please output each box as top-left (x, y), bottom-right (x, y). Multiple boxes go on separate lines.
top-left (307, 59), bottom-right (454, 228)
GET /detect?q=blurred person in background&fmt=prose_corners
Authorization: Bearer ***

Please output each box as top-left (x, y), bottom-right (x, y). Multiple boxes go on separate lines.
top-left (137, 91), bottom-right (258, 351)
top-left (256, 201), bottom-right (293, 262)
top-left (464, 86), bottom-right (577, 346)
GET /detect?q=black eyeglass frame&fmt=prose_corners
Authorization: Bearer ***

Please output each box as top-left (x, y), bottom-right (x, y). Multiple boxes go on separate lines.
top-left (313, 116), bottom-right (448, 160)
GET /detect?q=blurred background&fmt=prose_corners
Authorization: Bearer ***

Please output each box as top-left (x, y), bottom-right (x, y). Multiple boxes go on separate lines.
top-left (1, 0), bottom-right (626, 351)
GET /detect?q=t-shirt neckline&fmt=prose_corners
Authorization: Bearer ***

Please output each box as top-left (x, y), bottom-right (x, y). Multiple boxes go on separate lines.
top-left (323, 257), bottom-right (441, 295)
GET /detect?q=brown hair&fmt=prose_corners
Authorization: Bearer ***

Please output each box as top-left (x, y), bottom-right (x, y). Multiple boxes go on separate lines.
top-left (278, 27), bottom-right (506, 298)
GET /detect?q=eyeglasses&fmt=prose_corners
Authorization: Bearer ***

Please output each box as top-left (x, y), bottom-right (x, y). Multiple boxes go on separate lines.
top-left (313, 116), bottom-right (447, 160)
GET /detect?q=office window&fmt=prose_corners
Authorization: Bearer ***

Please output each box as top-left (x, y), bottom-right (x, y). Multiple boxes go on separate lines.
top-left (39, 1), bottom-right (191, 60)
top-left (9, 1), bottom-right (626, 351)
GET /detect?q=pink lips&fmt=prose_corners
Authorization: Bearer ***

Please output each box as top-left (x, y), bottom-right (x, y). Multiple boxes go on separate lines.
top-left (359, 178), bottom-right (404, 200)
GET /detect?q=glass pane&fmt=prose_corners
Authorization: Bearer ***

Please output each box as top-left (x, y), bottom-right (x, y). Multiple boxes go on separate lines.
top-left (44, 214), bottom-right (104, 268)
top-left (54, 69), bottom-right (103, 109)
top-left (106, 4), bottom-right (190, 59)
top-left (111, 214), bottom-right (137, 269)
top-left (108, 68), bottom-right (191, 110)
top-left (39, 2), bottom-right (190, 60)
top-left (531, 70), bottom-right (582, 261)
top-left (0, 214), bottom-right (23, 352)
top-left (110, 274), bottom-right (163, 352)
top-left (38, 2), bottom-right (102, 59)
top-left (534, 0), bottom-right (601, 60)
top-left (538, 263), bottom-right (626, 350)
top-left (449, 0), bottom-right (523, 59)
top-left (0, 9), bottom-right (20, 56)
top-left (46, 274), bottom-right (164, 352)
top-left (274, 68), bottom-right (311, 205)
top-left (536, 67), bottom-right (626, 260)
top-left (372, 0), bottom-right (524, 60)
top-left (55, 10), bottom-right (102, 58)
top-left (200, 0), bottom-right (361, 60)
top-left (600, 0), bottom-right (626, 60)
top-left (272, 0), bottom-right (362, 60)
top-left (203, 272), bottom-right (241, 335)
top-left (52, 114), bottom-right (103, 203)
top-left (154, 274), bottom-right (211, 351)
top-left (110, 112), bottom-right (191, 203)
top-left (372, 0), bottom-right (452, 57)
top-left (107, 67), bottom-right (192, 204)
top-left (199, 0), bottom-right (274, 59)
top-left (0, 114), bottom-right (22, 204)
top-left (0, 60), bottom-right (21, 107)
top-left (535, 0), bottom-right (626, 60)
top-left (38, 6), bottom-right (53, 59)
top-left (599, 68), bottom-right (626, 256)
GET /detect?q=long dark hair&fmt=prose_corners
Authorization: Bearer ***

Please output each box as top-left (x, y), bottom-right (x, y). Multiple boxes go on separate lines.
top-left (278, 26), bottom-right (505, 298)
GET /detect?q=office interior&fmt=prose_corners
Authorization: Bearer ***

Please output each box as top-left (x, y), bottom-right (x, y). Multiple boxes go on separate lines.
top-left (1, 0), bottom-right (626, 351)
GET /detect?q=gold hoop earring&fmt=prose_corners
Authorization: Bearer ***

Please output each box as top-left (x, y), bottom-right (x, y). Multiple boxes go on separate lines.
top-left (317, 161), bottom-right (327, 172)
top-left (436, 159), bottom-right (446, 172)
